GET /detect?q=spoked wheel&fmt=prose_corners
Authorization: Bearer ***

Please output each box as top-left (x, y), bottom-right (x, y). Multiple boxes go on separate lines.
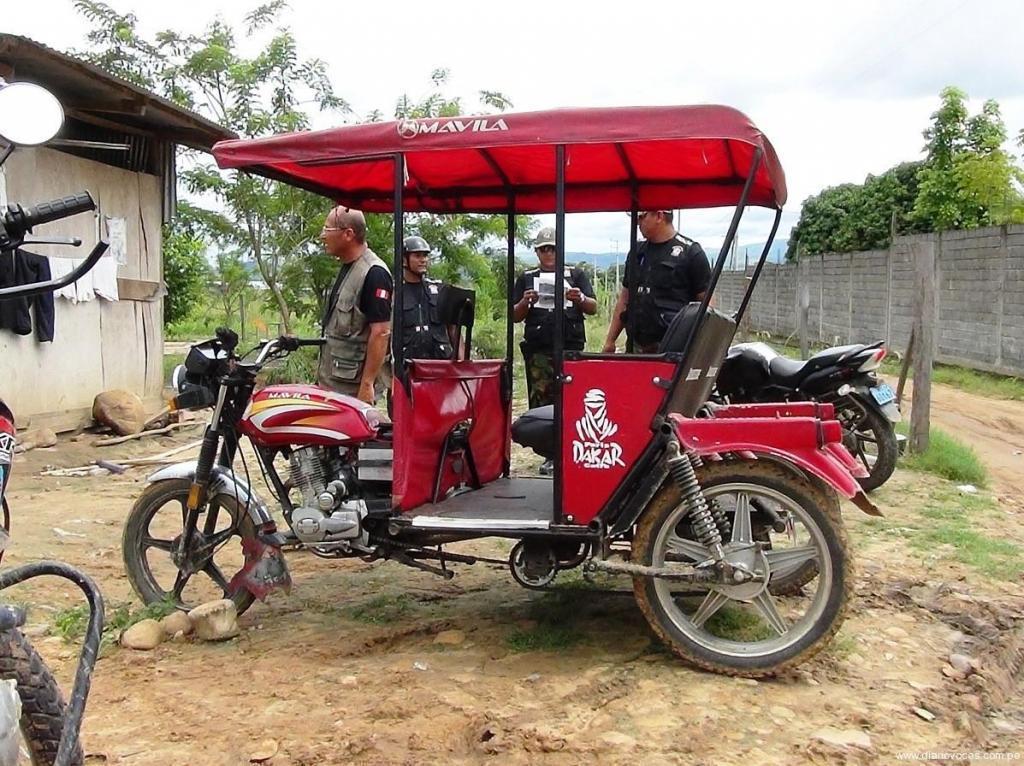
top-left (122, 479), bottom-right (256, 615)
top-left (838, 398), bottom-right (898, 492)
top-left (632, 461), bottom-right (851, 677)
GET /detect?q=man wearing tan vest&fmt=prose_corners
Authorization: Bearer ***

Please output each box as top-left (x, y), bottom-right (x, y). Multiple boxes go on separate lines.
top-left (317, 206), bottom-right (392, 404)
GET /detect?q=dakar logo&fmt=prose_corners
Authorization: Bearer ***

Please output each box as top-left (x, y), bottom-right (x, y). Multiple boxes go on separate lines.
top-left (572, 389), bottom-right (624, 470)
top-left (0, 433), bottom-right (14, 465)
top-left (397, 117), bottom-right (509, 139)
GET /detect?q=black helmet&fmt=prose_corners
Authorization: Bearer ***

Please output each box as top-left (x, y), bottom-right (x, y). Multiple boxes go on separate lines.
top-left (403, 235), bottom-right (430, 254)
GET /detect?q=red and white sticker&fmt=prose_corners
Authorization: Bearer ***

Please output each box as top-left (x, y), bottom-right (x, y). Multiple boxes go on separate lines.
top-left (374, 288), bottom-right (390, 300)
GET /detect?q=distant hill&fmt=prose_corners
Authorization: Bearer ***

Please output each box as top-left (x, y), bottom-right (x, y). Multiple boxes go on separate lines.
top-left (563, 239), bottom-right (788, 270)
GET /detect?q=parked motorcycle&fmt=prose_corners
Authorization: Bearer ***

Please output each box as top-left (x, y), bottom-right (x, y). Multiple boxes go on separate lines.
top-left (0, 80), bottom-right (107, 766)
top-left (716, 341), bottom-right (901, 491)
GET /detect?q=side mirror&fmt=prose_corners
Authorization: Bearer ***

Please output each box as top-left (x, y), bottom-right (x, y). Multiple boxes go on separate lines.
top-left (0, 82), bottom-right (65, 147)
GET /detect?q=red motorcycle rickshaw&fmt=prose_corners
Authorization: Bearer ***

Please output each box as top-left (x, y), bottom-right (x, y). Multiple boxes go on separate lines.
top-left (125, 104), bottom-right (877, 677)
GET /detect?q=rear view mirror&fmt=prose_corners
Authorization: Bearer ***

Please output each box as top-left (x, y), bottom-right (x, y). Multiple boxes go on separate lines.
top-left (0, 82), bottom-right (64, 146)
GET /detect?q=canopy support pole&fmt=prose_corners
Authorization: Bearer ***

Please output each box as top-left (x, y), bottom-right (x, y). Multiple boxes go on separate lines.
top-left (554, 144), bottom-right (566, 522)
top-left (505, 209), bottom-right (515, 478)
top-left (392, 152), bottom-right (406, 386)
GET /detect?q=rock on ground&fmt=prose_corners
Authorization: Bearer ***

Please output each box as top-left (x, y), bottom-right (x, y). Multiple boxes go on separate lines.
top-left (121, 619), bottom-right (165, 651)
top-left (161, 611), bottom-right (193, 638)
top-left (15, 428), bottom-right (57, 451)
top-left (811, 727), bottom-right (873, 751)
top-left (188, 599), bottom-right (240, 641)
top-left (92, 390), bottom-right (147, 436)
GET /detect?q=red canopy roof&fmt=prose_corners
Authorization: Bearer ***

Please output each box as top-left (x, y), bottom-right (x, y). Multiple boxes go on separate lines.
top-left (212, 104), bottom-right (786, 214)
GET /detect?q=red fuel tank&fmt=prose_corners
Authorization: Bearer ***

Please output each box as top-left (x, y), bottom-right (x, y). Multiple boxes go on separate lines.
top-left (239, 385), bottom-right (380, 448)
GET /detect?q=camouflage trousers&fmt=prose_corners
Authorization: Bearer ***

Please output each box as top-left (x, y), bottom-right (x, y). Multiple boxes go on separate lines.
top-left (522, 348), bottom-right (556, 409)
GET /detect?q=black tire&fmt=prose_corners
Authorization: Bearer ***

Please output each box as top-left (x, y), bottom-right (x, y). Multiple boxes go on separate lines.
top-left (0, 628), bottom-right (82, 766)
top-left (841, 398), bottom-right (898, 492)
top-left (122, 479), bottom-right (256, 615)
top-left (632, 460), bottom-right (852, 678)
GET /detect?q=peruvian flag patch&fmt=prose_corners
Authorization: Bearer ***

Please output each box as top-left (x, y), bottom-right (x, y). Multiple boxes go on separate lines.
top-left (375, 288), bottom-right (390, 300)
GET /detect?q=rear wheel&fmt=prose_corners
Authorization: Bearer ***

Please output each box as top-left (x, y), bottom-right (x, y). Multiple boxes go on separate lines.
top-left (632, 460), bottom-right (851, 677)
top-left (0, 628), bottom-right (82, 766)
top-left (122, 479), bottom-right (256, 615)
top-left (838, 398), bottom-right (898, 492)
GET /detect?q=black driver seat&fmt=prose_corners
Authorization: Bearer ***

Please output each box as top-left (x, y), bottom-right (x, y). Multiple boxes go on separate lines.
top-left (510, 303), bottom-right (706, 460)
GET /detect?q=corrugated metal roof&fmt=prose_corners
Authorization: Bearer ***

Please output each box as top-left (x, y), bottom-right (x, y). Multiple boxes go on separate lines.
top-left (0, 34), bottom-right (236, 151)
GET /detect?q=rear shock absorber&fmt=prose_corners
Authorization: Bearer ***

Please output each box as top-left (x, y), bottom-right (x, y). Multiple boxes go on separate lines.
top-left (689, 452), bottom-right (732, 540)
top-left (666, 440), bottom-right (725, 563)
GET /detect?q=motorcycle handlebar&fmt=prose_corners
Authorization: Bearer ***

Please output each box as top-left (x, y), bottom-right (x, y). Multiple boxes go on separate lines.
top-left (251, 336), bottom-right (325, 365)
top-left (2, 192), bottom-right (96, 241)
top-left (23, 192), bottom-right (96, 231)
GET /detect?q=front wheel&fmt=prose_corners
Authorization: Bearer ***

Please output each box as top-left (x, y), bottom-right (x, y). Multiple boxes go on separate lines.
top-left (0, 628), bottom-right (82, 766)
top-left (631, 460), bottom-right (852, 677)
top-left (122, 479), bottom-right (256, 615)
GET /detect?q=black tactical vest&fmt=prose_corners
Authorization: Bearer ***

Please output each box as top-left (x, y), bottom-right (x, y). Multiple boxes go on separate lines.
top-left (628, 236), bottom-right (701, 346)
top-left (401, 278), bottom-right (454, 360)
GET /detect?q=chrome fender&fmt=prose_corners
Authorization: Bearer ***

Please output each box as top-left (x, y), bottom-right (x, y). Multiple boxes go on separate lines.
top-left (147, 462), bottom-right (275, 526)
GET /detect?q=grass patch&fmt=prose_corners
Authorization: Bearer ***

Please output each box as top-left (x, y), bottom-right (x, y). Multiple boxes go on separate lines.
top-left (908, 487), bottom-right (1022, 579)
top-left (505, 589), bottom-right (586, 653)
top-left (899, 425), bottom-right (988, 487)
top-left (828, 631), bottom-right (858, 661)
top-left (162, 354), bottom-right (180, 387)
top-left (346, 594), bottom-right (415, 625)
top-left (506, 624), bottom-right (584, 652)
top-left (702, 605), bottom-right (774, 642)
top-left (930, 365), bottom-right (1024, 401)
top-left (53, 598), bottom-right (179, 650)
top-left (879, 481), bottom-right (1024, 580)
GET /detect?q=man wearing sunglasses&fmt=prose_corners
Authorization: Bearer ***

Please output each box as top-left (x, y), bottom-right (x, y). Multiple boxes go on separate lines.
top-left (317, 206), bottom-right (393, 405)
top-left (602, 210), bottom-right (710, 354)
top-left (513, 226), bottom-right (597, 473)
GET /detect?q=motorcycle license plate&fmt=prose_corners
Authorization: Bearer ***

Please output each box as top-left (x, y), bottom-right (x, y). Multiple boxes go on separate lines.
top-left (870, 383), bottom-right (896, 406)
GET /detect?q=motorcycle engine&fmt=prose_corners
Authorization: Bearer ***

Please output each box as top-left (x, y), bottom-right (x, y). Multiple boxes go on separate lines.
top-left (288, 446), bottom-right (364, 544)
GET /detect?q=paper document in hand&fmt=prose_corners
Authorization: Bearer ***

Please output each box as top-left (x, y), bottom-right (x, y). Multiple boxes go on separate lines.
top-left (533, 271), bottom-right (570, 310)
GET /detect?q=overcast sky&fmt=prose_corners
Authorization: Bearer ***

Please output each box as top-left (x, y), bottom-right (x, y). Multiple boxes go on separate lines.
top-left (6, 0), bottom-right (1024, 256)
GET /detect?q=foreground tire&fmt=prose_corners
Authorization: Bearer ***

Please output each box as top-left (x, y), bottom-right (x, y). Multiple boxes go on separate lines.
top-left (0, 628), bottom-right (82, 766)
top-left (122, 479), bottom-right (256, 615)
top-left (840, 398), bottom-right (898, 492)
top-left (632, 460), bottom-right (852, 677)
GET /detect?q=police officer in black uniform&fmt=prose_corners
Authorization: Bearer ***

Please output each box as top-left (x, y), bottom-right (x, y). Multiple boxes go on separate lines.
top-left (513, 226), bottom-right (598, 469)
top-left (398, 235), bottom-right (456, 361)
top-left (602, 210), bottom-right (711, 354)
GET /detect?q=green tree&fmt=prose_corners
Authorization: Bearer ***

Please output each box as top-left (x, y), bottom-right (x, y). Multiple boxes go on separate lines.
top-left (212, 250), bottom-right (253, 337)
top-left (74, 0), bottom-right (345, 333)
top-left (786, 162), bottom-right (924, 259)
top-left (161, 225), bottom-right (209, 324)
top-left (913, 87), bottom-right (1024, 230)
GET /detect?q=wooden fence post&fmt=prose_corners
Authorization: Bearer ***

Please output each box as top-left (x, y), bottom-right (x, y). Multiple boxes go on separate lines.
top-left (909, 239), bottom-right (937, 454)
top-left (798, 255), bottom-right (810, 357)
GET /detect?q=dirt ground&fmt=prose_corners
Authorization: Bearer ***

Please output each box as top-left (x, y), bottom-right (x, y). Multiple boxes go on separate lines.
top-left (2, 379), bottom-right (1023, 765)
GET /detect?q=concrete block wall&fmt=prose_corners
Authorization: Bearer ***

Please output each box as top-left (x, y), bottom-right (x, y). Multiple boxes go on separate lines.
top-left (716, 225), bottom-right (1024, 376)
